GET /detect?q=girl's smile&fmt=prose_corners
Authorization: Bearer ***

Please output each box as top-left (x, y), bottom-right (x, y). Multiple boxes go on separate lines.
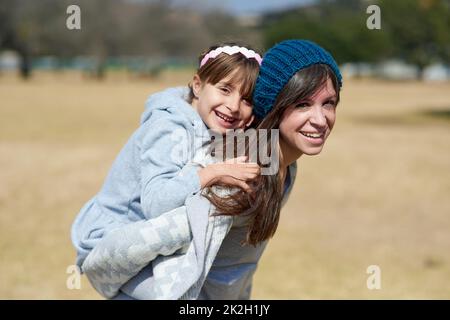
top-left (191, 71), bottom-right (255, 135)
top-left (214, 109), bottom-right (239, 128)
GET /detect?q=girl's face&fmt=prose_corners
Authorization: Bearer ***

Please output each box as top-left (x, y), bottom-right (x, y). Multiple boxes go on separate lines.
top-left (191, 71), bottom-right (255, 135)
top-left (279, 77), bottom-right (338, 158)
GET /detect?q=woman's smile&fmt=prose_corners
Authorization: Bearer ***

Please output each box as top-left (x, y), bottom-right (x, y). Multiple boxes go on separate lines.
top-left (298, 130), bottom-right (326, 144)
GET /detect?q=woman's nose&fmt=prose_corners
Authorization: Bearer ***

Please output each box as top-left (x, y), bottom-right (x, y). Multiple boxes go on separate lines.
top-left (310, 106), bottom-right (327, 127)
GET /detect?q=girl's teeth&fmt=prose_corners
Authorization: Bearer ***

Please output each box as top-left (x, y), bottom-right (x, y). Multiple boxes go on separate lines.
top-left (216, 111), bottom-right (235, 123)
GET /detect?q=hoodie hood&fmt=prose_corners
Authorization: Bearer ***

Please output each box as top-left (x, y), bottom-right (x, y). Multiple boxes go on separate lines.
top-left (140, 87), bottom-right (201, 125)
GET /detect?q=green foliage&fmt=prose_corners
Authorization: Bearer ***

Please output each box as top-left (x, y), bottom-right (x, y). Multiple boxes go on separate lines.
top-left (379, 0), bottom-right (450, 68)
top-left (262, 0), bottom-right (449, 67)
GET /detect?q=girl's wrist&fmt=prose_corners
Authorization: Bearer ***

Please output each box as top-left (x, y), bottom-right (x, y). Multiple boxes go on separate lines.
top-left (198, 165), bottom-right (219, 188)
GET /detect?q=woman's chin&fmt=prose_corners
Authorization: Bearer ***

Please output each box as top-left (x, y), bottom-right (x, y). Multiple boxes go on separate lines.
top-left (297, 144), bottom-right (325, 156)
top-left (304, 149), bottom-right (324, 156)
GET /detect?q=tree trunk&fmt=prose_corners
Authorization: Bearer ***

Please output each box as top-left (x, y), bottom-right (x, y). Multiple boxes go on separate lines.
top-left (16, 46), bottom-right (31, 79)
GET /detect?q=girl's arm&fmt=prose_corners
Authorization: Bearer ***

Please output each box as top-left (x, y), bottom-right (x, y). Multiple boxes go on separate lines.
top-left (198, 156), bottom-right (260, 194)
top-left (139, 112), bottom-right (202, 219)
top-left (140, 111), bottom-right (260, 219)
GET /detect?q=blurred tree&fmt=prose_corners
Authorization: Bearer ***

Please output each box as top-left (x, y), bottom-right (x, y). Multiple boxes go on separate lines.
top-left (379, 0), bottom-right (450, 78)
top-left (0, 0), bottom-right (82, 78)
top-left (202, 10), bottom-right (262, 51)
top-left (0, 0), bottom-right (261, 79)
top-left (0, 0), bottom-right (42, 78)
top-left (73, 0), bottom-right (122, 78)
top-left (261, 0), bottom-right (449, 78)
top-left (262, 0), bottom-right (393, 65)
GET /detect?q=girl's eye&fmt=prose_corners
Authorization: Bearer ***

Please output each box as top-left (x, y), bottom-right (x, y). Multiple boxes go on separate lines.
top-left (220, 87), bottom-right (230, 94)
top-left (242, 99), bottom-right (252, 106)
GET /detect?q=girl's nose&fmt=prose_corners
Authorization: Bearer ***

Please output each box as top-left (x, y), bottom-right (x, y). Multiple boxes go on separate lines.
top-left (226, 94), bottom-right (241, 113)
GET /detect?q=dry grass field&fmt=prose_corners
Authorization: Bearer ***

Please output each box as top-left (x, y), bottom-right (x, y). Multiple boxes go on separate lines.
top-left (0, 70), bottom-right (449, 299)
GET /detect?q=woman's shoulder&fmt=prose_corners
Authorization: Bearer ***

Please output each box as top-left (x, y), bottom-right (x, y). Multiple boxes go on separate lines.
top-left (287, 161), bottom-right (298, 182)
top-left (282, 161), bottom-right (298, 200)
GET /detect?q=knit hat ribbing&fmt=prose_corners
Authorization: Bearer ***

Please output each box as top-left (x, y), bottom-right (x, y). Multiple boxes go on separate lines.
top-left (253, 40), bottom-right (342, 119)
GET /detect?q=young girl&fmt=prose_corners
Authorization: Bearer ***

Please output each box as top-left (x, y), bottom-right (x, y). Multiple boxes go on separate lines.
top-left (71, 43), bottom-right (262, 270)
top-left (77, 39), bottom-right (342, 300)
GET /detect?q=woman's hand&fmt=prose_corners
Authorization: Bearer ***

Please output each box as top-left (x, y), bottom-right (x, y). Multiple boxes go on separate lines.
top-left (199, 156), bottom-right (260, 193)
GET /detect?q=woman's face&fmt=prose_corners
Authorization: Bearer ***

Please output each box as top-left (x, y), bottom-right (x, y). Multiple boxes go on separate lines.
top-left (279, 77), bottom-right (338, 158)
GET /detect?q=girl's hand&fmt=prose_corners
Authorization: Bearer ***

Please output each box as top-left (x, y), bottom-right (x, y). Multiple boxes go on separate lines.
top-left (199, 156), bottom-right (261, 193)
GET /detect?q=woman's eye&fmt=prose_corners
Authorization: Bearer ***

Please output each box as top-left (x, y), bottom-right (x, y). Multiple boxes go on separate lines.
top-left (323, 101), bottom-right (337, 108)
top-left (295, 102), bottom-right (308, 108)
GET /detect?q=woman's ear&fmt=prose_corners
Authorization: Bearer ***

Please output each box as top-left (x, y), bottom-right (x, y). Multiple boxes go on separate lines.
top-left (192, 74), bottom-right (202, 98)
top-left (245, 115), bottom-right (255, 127)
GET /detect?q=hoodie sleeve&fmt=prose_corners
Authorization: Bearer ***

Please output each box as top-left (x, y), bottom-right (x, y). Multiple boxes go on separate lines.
top-left (139, 109), bottom-right (202, 219)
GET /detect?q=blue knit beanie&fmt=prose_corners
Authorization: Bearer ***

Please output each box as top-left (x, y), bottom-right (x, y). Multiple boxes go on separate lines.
top-left (253, 39), bottom-right (342, 119)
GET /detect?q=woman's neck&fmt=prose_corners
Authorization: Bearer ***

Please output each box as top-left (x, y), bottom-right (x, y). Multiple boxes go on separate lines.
top-left (278, 137), bottom-right (302, 169)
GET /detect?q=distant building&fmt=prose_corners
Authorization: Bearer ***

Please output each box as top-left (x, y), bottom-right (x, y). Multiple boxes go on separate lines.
top-left (341, 60), bottom-right (449, 82)
top-left (375, 60), bottom-right (419, 80)
top-left (0, 50), bottom-right (20, 70)
top-left (423, 64), bottom-right (450, 82)
top-left (341, 62), bottom-right (375, 78)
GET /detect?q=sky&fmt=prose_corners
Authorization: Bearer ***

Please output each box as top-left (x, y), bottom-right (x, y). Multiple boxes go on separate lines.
top-left (169, 0), bottom-right (315, 16)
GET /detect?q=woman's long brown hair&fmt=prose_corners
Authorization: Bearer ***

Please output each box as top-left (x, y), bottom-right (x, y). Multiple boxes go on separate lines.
top-left (205, 64), bottom-right (341, 246)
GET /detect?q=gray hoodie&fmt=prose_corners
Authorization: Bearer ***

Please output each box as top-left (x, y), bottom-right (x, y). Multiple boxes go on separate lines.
top-left (71, 87), bottom-right (210, 268)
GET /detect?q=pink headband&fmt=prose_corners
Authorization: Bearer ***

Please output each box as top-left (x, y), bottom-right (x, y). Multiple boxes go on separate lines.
top-left (200, 46), bottom-right (263, 67)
